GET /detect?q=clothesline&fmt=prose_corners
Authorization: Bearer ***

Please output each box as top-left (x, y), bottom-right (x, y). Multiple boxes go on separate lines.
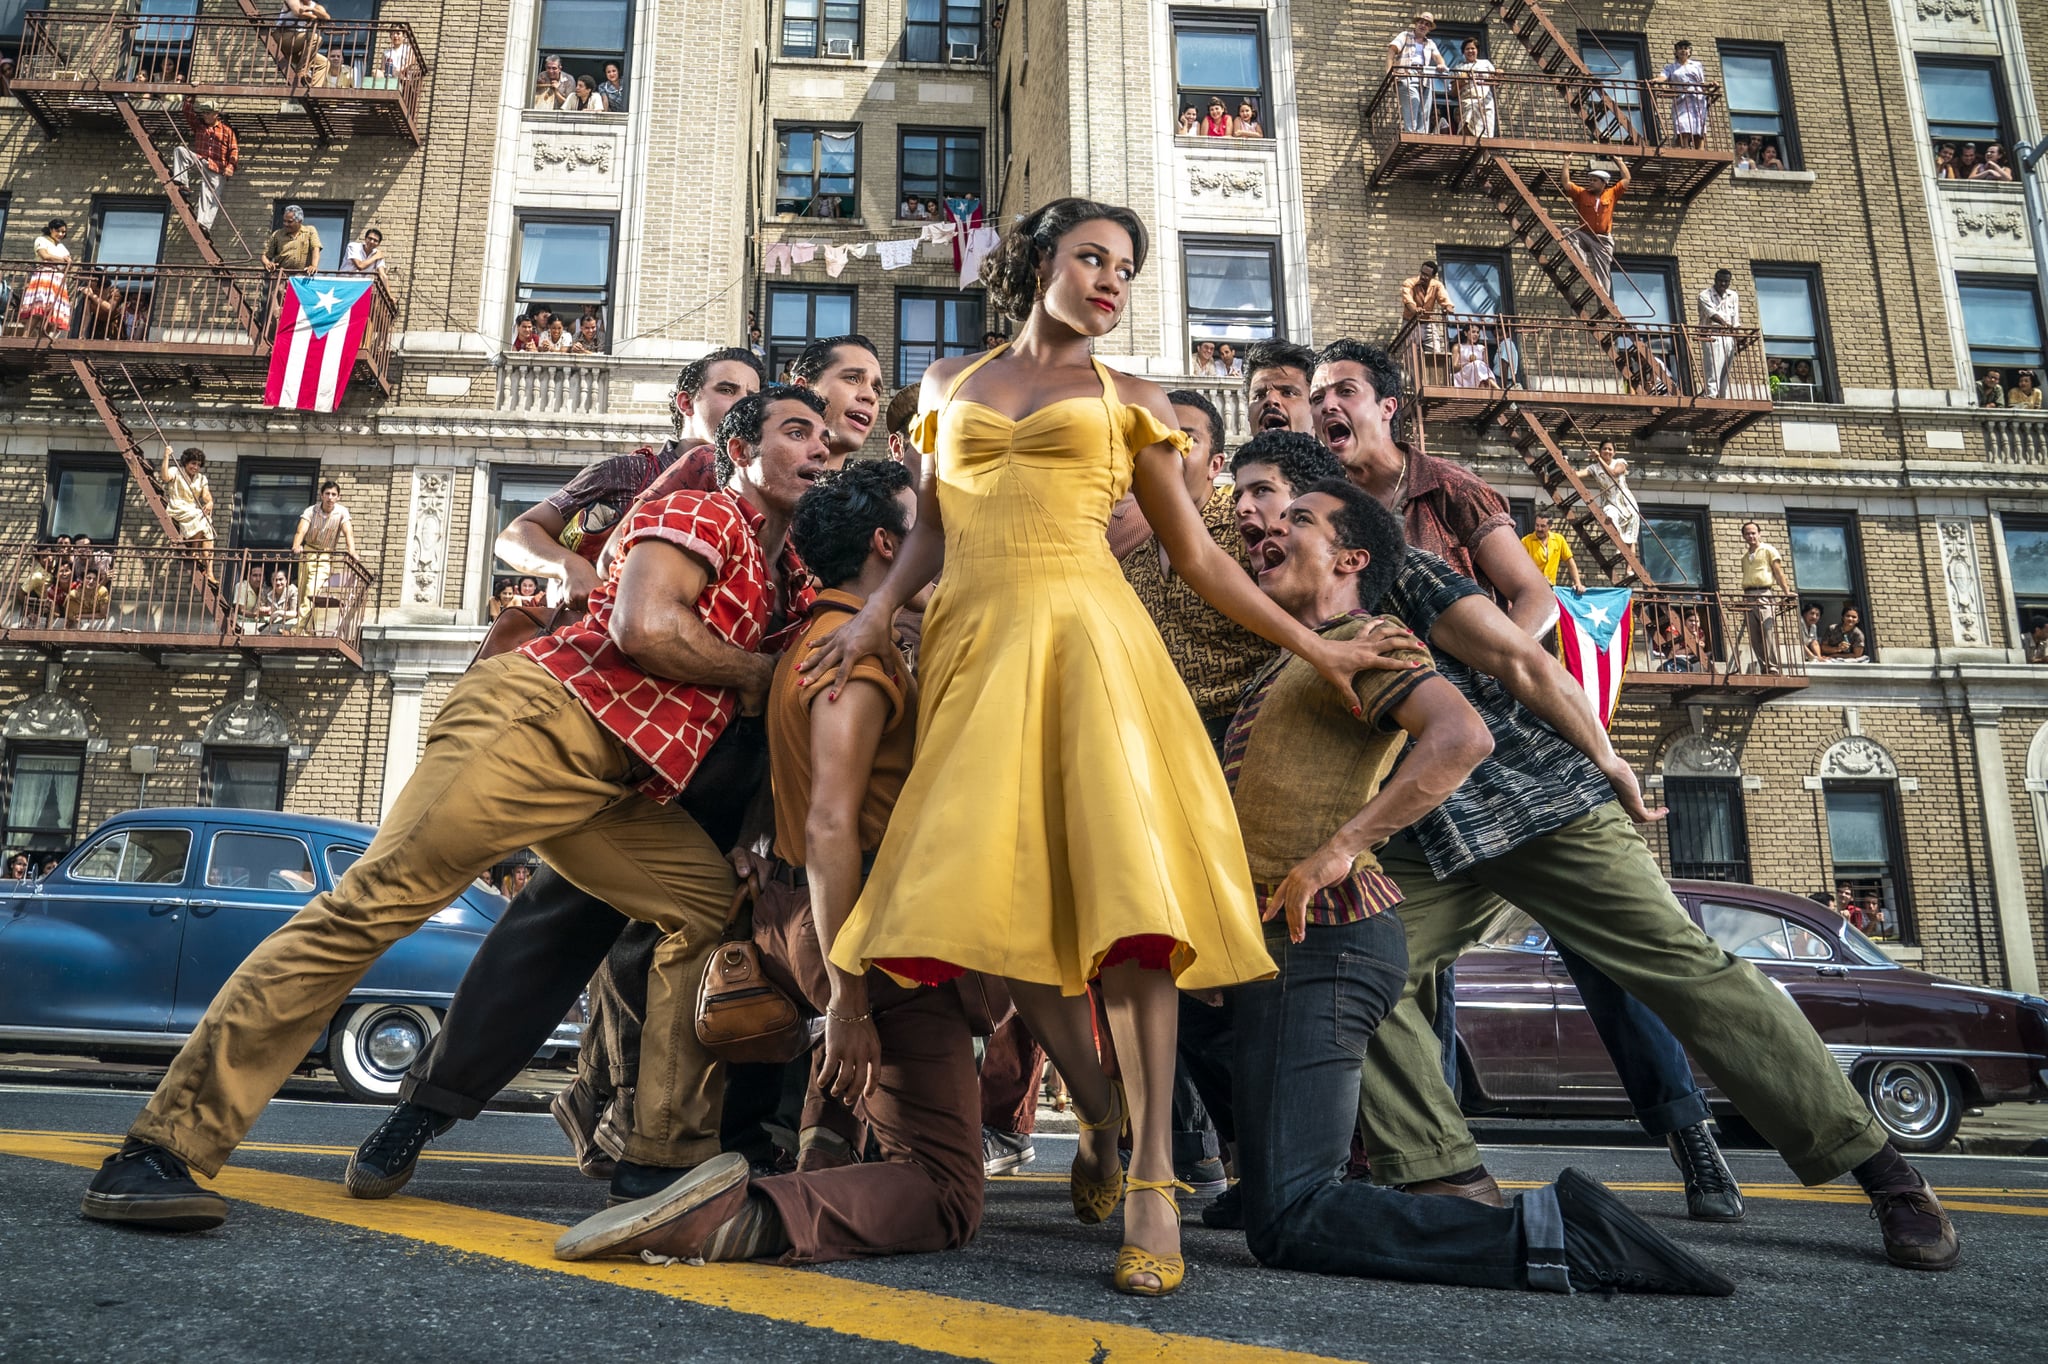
top-left (756, 201), bottom-right (1009, 290)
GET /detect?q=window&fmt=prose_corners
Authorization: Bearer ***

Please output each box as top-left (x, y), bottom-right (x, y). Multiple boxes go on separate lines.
top-left (904, 0), bottom-right (979, 62)
top-left (1422, 22), bottom-right (1485, 133)
top-left (1958, 276), bottom-right (2044, 401)
top-left (2001, 515), bottom-right (2048, 642)
top-left (484, 469), bottom-right (569, 618)
top-left (1698, 901), bottom-right (1830, 962)
top-left (45, 454), bottom-right (127, 542)
top-left (205, 751), bottom-right (286, 811)
top-left (536, 0), bottom-right (631, 87)
top-left (2, 745), bottom-right (82, 854)
top-left (1720, 43), bottom-right (1798, 168)
top-left (1610, 253), bottom-right (1683, 393)
top-left (205, 830), bottom-right (314, 890)
top-left (1824, 784), bottom-right (1911, 943)
top-left (1664, 778), bottom-right (1751, 882)
top-left (273, 201), bottom-right (351, 274)
top-left (898, 129), bottom-right (983, 209)
top-left (316, 0), bottom-right (379, 85)
top-left (1638, 508), bottom-right (1709, 587)
top-left (231, 462), bottom-right (320, 551)
top-left (1171, 14), bottom-right (1267, 133)
top-left (71, 826), bottom-right (190, 883)
top-left (766, 286), bottom-right (853, 377)
top-left (1438, 248), bottom-right (1516, 375)
top-left (1754, 266), bottom-right (1833, 402)
top-left (2, 0), bottom-right (49, 66)
top-left (1916, 57), bottom-right (2010, 154)
top-left (783, 0), bottom-right (862, 57)
top-left (327, 845), bottom-right (364, 880)
top-left (89, 199), bottom-right (168, 267)
top-left (896, 290), bottom-right (983, 386)
top-left (775, 126), bottom-right (858, 218)
top-left (1578, 30), bottom-right (1650, 142)
top-left (514, 216), bottom-right (615, 336)
top-left (124, 0), bottom-right (197, 83)
top-left (1184, 238), bottom-right (1281, 343)
top-left (1787, 512), bottom-right (1870, 659)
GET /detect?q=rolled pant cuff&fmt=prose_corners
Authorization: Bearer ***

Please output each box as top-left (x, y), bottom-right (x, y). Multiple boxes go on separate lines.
top-left (1632, 1090), bottom-right (1712, 1138)
top-left (399, 1073), bottom-right (490, 1123)
top-left (127, 1119), bottom-right (226, 1181)
top-left (622, 1134), bottom-right (723, 1170)
top-left (1520, 1184), bottom-right (1573, 1294)
top-left (1366, 1141), bottom-right (1485, 1188)
top-left (1785, 1114), bottom-right (1888, 1186)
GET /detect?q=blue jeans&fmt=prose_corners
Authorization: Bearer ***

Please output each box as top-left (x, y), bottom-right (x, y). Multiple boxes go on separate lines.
top-left (1555, 943), bottom-right (1712, 1136)
top-left (1235, 913), bottom-right (1559, 1291)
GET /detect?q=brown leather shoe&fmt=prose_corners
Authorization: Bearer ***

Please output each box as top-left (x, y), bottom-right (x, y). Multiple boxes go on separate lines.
top-left (1399, 1171), bottom-right (1505, 1207)
top-left (554, 1152), bottom-right (751, 1262)
top-left (1871, 1176), bottom-right (1960, 1271)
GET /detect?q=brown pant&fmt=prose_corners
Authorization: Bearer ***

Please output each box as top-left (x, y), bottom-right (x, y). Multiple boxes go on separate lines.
top-left (132, 654), bottom-right (737, 1174)
top-left (747, 874), bottom-right (984, 1264)
top-left (978, 1013), bottom-right (1046, 1136)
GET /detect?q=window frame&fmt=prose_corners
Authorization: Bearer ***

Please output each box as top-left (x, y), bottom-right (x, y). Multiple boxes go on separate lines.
top-left (203, 827), bottom-right (315, 889)
top-left (0, 192), bottom-right (12, 246)
top-left (1785, 510), bottom-right (1872, 661)
top-left (1, 741), bottom-right (85, 854)
top-left (44, 451), bottom-right (128, 543)
top-left (1998, 513), bottom-right (2048, 642)
top-left (894, 287), bottom-right (985, 387)
top-left (902, 0), bottom-right (980, 63)
top-left (86, 194), bottom-right (169, 267)
top-left (1664, 776), bottom-right (1753, 883)
top-left (1822, 780), bottom-right (1914, 945)
top-left (511, 212), bottom-right (618, 342)
top-left (1169, 10), bottom-right (1270, 132)
top-left (782, 0), bottom-right (864, 58)
top-left (1914, 55), bottom-right (2013, 152)
top-left (764, 285), bottom-right (856, 378)
top-left (534, 0), bottom-right (634, 90)
top-left (896, 126), bottom-right (984, 209)
top-left (773, 122), bottom-right (861, 220)
top-left (1576, 28), bottom-right (1653, 142)
top-left (1717, 41), bottom-right (1800, 170)
top-left (203, 748), bottom-right (286, 811)
top-left (230, 459), bottom-right (321, 552)
top-left (1956, 273), bottom-right (2046, 396)
top-left (1752, 262), bottom-right (1839, 404)
top-left (69, 825), bottom-right (192, 885)
top-left (482, 466), bottom-right (573, 620)
top-left (270, 199), bottom-right (352, 274)
top-left (1181, 234), bottom-right (1284, 349)
top-left (1435, 246), bottom-right (1518, 372)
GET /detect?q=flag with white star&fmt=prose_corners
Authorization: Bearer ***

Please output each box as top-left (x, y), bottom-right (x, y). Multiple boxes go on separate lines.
top-left (264, 276), bottom-right (378, 412)
top-left (1555, 585), bottom-right (1634, 728)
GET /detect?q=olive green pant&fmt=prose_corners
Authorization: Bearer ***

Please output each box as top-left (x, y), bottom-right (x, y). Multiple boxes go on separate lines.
top-left (133, 654), bottom-right (738, 1175)
top-left (1359, 801), bottom-right (1886, 1187)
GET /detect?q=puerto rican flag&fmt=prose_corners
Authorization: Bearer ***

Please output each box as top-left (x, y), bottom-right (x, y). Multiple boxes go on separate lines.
top-left (1555, 586), bottom-right (1633, 729)
top-left (264, 276), bottom-right (375, 412)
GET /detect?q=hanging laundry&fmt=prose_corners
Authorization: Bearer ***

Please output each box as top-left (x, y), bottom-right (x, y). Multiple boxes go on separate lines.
top-left (823, 244), bottom-right (851, 278)
top-left (919, 222), bottom-right (956, 247)
top-left (762, 243), bottom-right (794, 276)
top-left (847, 242), bottom-right (871, 258)
top-left (958, 224), bottom-right (1001, 290)
top-left (877, 238), bottom-right (920, 270)
top-left (788, 242), bottom-right (820, 266)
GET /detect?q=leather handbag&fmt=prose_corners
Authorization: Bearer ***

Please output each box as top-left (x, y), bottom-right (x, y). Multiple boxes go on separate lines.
top-left (470, 601), bottom-right (578, 666)
top-left (695, 887), bottom-right (813, 1064)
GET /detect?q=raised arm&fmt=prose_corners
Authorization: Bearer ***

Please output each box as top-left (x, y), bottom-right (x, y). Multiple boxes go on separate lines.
top-left (1471, 524), bottom-right (1561, 636)
top-left (609, 540), bottom-right (775, 712)
top-left (495, 502), bottom-right (600, 607)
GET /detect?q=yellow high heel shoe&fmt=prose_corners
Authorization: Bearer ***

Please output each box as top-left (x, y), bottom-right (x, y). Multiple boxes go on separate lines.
top-left (1069, 1081), bottom-right (1127, 1225)
top-left (1113, 1178), bottom-right (1192, 1297)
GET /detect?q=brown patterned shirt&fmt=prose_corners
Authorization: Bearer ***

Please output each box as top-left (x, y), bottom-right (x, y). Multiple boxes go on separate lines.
top-left (1120, 483), bottom-right (1278, 723)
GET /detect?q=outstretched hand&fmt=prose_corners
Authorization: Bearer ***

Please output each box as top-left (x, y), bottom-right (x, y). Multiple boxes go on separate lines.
top-left (798, 604), bottom-right (896, 699)
top-left (1310, 618), bottom-right (1426, 712)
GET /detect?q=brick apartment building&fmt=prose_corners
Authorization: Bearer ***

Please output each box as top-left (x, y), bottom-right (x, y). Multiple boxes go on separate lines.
top-left (2, 0), bottom-right (2045, 993)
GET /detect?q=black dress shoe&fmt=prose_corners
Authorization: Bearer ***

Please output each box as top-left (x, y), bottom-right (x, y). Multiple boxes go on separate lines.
top-left (1869, 1176), bottom-right (1960, 1271)
top-left (608, 1158), bottom-right (696, 1207)
top-left (81, 1141), bottom-right (229, 1232)
top-left (1666, 1121), bottom-right (1745, 1222)
top-left (1555, 1167), bottom-right (1736, 1296)
top-left (345, 1102), bottom-right (456, 1199)
top-left (1200, 1183), bottom-right (1244, 1230)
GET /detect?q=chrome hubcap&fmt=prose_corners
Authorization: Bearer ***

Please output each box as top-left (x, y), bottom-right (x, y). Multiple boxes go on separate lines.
top-left (363, 1014), bottom-right (425, 1075)
top-left (1870, 1062), bottom-right (1943, 1138)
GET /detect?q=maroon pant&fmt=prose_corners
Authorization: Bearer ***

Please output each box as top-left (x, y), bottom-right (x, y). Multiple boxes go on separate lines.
top-left (748, 874), bottom-right (984, 1264)
top-left (978, 1013), bottom-right (1046, 1136)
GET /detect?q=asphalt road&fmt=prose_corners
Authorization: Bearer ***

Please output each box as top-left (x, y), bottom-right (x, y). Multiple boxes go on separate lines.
top-left (3, 1081), bottom-right (2043, 1364)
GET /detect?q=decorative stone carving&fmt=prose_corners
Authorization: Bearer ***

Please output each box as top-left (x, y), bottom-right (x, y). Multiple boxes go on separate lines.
top-left (2, 693), bottom-right (91, 741)
top-left (1937, 520), bottom-right (1988, 647)
top-left (1186, 165), bottom-right (1267, 203)
top-left (1915, 0), bottom-right (1982, 20)
top-left (1818, 736), bottom-right (1898, 781)
top-left (532, 139), bottom-right (613, 175)
top-left (1952, 205), bottom-right (2024, 241)
top-left (203, 695), bottom-right (291, 747)
top-left (406, 471), bottom-right (450, 607)
top-left (1662, 734), bottom-right (1739, 778)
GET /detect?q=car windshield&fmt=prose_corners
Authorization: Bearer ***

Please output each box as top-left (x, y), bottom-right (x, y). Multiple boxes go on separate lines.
top-left (71, 828), bottom-right (191, 884)
top-left (1836, 920), bottom-right (1896, 967)
top-left (1481, 907), bottom-right (1552, 953)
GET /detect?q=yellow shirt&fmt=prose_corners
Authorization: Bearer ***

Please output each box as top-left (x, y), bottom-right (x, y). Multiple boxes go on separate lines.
top-left (1521, 530), bottom-right (1573, 584)
top-left (1743, 542), bottom-right (1784, 590)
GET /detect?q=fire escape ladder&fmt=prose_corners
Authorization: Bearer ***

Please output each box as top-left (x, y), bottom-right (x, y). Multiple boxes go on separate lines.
top-left (1502, 404), bottom-right (1655, 587)
top-left (110, 95), bottom-right (263, 342)
top-left (1484, 0), bottom-right (1638, 143)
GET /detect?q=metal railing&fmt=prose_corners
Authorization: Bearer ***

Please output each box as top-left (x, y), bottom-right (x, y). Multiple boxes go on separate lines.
top-left (13, 13), bottom-right (425, 130)
top-left (1365, 67), bottom-right (1727, 155)
top-left (0, 543), bottom-right (373, 662)
top-left (1626, 588), bottom-right (1810, 685)
top-left (496, 355), bottom-right (610, 415)
top-left (1394, 312), bottom-right (1770, 404)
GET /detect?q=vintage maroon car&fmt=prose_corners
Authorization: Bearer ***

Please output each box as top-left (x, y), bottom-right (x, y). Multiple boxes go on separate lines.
top-left (1452, 879), bottom-right (2048, 1152)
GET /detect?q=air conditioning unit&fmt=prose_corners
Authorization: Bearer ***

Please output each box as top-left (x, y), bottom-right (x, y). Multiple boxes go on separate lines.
top-left (948, 40), bottom-right (980, 62)
top-left (825, 37), bottom-right (855, 56)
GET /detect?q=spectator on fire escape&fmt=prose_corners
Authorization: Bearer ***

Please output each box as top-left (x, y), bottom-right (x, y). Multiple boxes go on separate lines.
top-left (1559, 155), bottom-right (1630, 301)
top-left (64, 567), bottom-right (111, 629)
top-left (1386, 11), bottom-right (1447, 134)
top-left (1739, 520), bottom-right (1794, 673)
top-left (344, 227), bottom-right (389, 277)
top-left (1450, 323), bottom-right (1497, 389)
top-left (263, 205), bottom-right (324, 276)
top-left (161, 446), bottom-right (219, 582)
top-left (1655, 40), bottom-right (1707, 150)
top-left (1697, 269), bottom-right (1741, 398)
top-left (1581, 441), bottom-right (1640, 547)
top-left (276, 0), bottom-right (334, 90)
top-left (1399, 258), bottom-right (1453, 357)
top-left (1454, 37), bottom-right (1496, 137)
top-left (174, 100), bottom-right (238, 234)
top-left (21, 220), bottom-right (73, 340)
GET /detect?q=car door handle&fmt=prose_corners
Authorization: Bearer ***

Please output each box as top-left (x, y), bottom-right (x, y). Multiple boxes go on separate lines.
top-left (1816, 965), bottom-right (1849, 978)
top-left (186, 899), bottom-right (235, 913)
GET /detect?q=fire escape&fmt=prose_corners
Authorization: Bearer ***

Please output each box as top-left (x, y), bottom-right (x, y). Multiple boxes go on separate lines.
top-left (0, 6), bottom-right (426, 666)
top-left (1365, 0), bottom-right (1801, 696)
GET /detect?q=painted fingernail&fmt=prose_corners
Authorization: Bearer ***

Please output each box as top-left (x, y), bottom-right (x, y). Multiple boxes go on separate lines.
top-left (1352, 704), bottom-right (1362, 717)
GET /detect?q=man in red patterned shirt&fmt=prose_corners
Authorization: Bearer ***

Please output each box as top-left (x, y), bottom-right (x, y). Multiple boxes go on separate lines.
top-left (84, 388), bottom-right (843, 1233)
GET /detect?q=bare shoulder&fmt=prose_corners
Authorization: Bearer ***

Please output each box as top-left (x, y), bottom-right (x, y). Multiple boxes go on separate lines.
top-left (1106, 365), bottom-right (1175, 420)
top-left (920, 352), bottom-right (975, 400)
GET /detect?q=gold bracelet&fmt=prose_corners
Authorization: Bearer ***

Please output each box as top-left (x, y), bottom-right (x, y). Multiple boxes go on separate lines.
top-left (825, 1007), bottom-right (871, 1025)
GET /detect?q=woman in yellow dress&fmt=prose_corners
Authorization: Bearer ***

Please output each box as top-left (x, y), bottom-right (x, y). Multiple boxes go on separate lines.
top-left (805, 199), bottom-right (1401, 1296)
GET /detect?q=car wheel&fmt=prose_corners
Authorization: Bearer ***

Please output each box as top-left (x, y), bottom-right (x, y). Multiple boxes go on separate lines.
top-left (1860, 1058), bottom-right (1961, 1153)
top-left (327, 1002), bottom-right (439, 1103)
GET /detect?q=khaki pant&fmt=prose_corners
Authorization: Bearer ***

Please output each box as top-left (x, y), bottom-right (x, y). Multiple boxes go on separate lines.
top-left (132, 654), bottom-right (738, 1174)
top-left (1357, 802), bottom-right (1886, 1187)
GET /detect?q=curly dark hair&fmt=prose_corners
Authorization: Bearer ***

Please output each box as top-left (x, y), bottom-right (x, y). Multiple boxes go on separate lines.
top-left (1228, 430), bottom-right (1344, 494)
top-left (1304, 477), bottom-right (1407, 607)
top-left (673, 347), bottom-right (767, 437)
top-left (1163, 388), bottom-right (1225, 457)
top-left (1314, 338), bottom-right (1405, 411)
top-left (1242, 339), bottom-right (1318, 392)
top-left (790, 459), bottom-right (914, 590)
top-left (791, 335), bottom-right (879, 384)
top-left (713, 385), bottom-right (829, 487)
top-left (980, 197), bottom-right (1149, 322)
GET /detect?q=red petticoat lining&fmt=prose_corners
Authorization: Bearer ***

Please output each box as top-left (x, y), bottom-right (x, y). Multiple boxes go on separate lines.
top-left (877, 934), bottom-right (1179, 987)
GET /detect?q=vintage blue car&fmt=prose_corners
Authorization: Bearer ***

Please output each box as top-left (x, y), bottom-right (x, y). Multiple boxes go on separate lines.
top-left (0, 807), bottom-right (576, 1101)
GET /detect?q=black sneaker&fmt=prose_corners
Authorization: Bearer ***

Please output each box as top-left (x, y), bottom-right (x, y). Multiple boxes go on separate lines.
top-left (1177, 1155), bottom-right (1229, 1197)
top-left (344, 1102), bottom-right (456, 1200)
top-left (609, 1158), bottom-right (695, 1207)
top-left (1200, 1182), bottom-right (1244, 1231)
top-left (1666, 1121), bottom-right (1745, 1222)
top-left (1554, 1167), bottom-right (1736, 1296)
top-left (81, 1141), bottom-right (228, 1232)
top-left (982, 1127), bottom-right (1036, 1177)
top-left (1869, 1176), bottom-right (1960, 1271)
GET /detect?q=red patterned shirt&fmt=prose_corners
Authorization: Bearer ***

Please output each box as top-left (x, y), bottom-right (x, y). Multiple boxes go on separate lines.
top-left (521, 489), bottom-right (814, 802)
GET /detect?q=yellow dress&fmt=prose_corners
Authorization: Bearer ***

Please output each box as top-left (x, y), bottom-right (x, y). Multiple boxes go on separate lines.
top-left (829, 348), bottom-right (1277, 995)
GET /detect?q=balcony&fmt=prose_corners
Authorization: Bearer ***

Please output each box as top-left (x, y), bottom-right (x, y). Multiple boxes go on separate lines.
top-left (1622, 588), bottom-right (1809, 701)
top-left (0, 263), bottom-right (395, 396)
top-left (1364, 69), bottom-right (1732, 201)
top-left (10, 12), bottom-right (426, 142)
top-left (1394, 312), bottom-right (1773, 442)
top-left (0, 544), bottom-right (375, 668)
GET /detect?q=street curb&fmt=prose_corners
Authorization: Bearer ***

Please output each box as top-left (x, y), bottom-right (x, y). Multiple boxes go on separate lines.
top-left (1946, 1132), bottom-right (2048, 1158)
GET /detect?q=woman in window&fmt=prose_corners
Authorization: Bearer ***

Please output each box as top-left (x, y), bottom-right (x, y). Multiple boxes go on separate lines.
top-left (536, 316), bottom-right (574, 352)
top-left (566, 75), bottom-right (606, 112)
top-left (1734, 135), bottom-right (1756, 170)
top-left (2008, 370), bottom-right (2042, 409)
top-left (1202, 96), bottom-right (1231, 136)
top-left (1232, 99), bottom-right (1265, 138)
top-left (1934, 143), bottom-right (1959, 178)
top-left (596, 61), bottom-right (627, 113)
top-left (1176, 105), bottom-right (1200, 136)
top-left (21, 220), bottom-right (72, 341)
top-left (161, 445), bottom-right (218, 582)
top-left (1758, 142), bottom-right (1784, 170)
top-left (1972, 142), bottom-right (2014, 181)
top-left (1453, 38), bottom-right (1495, 138)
